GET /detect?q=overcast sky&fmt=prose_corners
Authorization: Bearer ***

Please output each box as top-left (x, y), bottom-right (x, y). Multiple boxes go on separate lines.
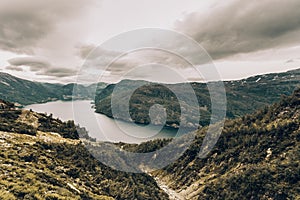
top-left (1, 0), bottom-right (300, 83)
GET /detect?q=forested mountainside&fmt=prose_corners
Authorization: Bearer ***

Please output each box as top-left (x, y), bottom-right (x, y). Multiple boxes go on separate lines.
top-left (0, 71), bottom-right (299, 199)
top-left (95, 68), bottom-right (300, 128)
top-left (0, 101), bottom-right (168, 199)
top-left (73, 88), bottom-right (300, 199)
top-left (0, 72), bottom-right (106, 105)
top-left (123, 88), bottom-right (299, 199)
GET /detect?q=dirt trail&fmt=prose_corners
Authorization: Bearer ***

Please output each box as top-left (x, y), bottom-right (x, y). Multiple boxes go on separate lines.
top-left (148, 173), bottom-right (184, 200)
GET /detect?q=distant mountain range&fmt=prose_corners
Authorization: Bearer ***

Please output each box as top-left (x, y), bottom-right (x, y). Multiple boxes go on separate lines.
top-left (95, 68), bottom-right (300, 128)
top-left (0, 72), bottom-right (107, 105)
top-left (1, 68), bottom-right (299, 125)
top-left (0, 72), bottom-right (299, 199)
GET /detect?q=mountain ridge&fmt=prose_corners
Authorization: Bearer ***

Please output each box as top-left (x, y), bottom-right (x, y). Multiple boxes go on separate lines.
top-left (0, 77), bottom-right (299, 199)
top-left (0, 72), bottom-right (107, 105)
top-left (95, 67), bottom-right (300, 128)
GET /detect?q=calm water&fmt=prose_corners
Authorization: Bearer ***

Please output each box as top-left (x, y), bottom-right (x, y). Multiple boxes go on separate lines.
top-left (25, 101), bottom-right (178, 143)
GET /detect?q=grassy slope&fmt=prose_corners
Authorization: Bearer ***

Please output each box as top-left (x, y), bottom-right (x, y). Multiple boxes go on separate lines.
top-left (150, 88), bottom-right (300, 199)
top-left (0, 106), bottom-right (168, 200)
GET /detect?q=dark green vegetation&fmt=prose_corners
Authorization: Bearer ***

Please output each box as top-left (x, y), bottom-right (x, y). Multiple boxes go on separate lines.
top-left (82, 88), bottom-right (300, 199)
top-left (0, 101), bottom-right (79, 139)
top-left (95, 68), bottom-right (300, 128)
top-left (1, 69), bottom-right (299, 199)
top-left (0, 101), bottom-right (168, 199)
top-left (0, 72), bottom-right (106, 105)
top-left (141, 88), bottom-right (299, 199)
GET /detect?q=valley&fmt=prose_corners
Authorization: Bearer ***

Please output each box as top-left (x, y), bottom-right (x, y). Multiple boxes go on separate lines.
top-left (1, 1), bottom-right (300, 199)
top-left (0, 70), bottom-right (299, 199)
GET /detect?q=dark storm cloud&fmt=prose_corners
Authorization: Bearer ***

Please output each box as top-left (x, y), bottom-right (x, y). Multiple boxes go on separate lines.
top-left (176, 0), bottom-right (300, 59)
top-left (0, 0), bottom-right (94, 54)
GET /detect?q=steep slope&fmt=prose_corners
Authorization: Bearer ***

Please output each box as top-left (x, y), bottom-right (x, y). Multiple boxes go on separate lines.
top-left (0, 72), bottom-right (106, 105)
top-left (0, 102), bottom-right (168, 199)
top-left (150, 88), bottom-right (300, 199)
top-left (0, 103), bottom-right (79, 139)
top-left (0, 72), bottom-right (62, 105)
top-left (95, 68), bottom-right (300, 128)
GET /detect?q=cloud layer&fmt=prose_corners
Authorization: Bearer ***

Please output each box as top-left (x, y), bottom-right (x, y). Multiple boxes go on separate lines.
top-left (0, 0), bottom-right (94, 55)
top-left (7, 56), bottom-right (76, 77)
top-left (1, 0), bottom-right (300, 82)
top-left (176, 0), bottom-right (300, 59)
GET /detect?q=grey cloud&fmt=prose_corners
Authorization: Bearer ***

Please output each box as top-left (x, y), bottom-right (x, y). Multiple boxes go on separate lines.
top-left (77, 44), bottom-right (96, 59)
top-left (37, 67), bottom-right (77, 78)
top-left (285, 58), bottom-right (300, 64)
top-left (78, 45), bottom-right (122, 60)
top-left (76, 28), bottom-right (214, 82)
top-left (5, 65), bottom-right (23, 72)
top-left (83, 47), bottom-right (192, 76)
top-left (7, 56), bottom-right (76, 78)
top-left (176, 0), bottom-right (300, 59)
top-left (8, 56), bottom-right (51, 72)
top-left (0, 0), bottom-right (94, 54)
top-left (286, 59), bottom-right (295, 63)
top-left (0, 12), bottom-right (52, 54)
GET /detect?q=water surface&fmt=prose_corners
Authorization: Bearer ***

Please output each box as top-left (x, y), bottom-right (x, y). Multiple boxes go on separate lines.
top-left (25, 100), bottom-right (178, 143)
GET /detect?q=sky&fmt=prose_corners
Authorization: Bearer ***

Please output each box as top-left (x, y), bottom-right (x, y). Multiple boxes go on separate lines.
top-left (0, 0), bottom-right (300, 83)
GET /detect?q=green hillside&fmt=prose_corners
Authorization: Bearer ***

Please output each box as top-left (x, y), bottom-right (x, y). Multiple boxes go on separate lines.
top-left (0, 72), bottom-right (106, 105)
top-left (126, 88), bottom-right (300, 199)
top-left (95, 68), bottom-right (300, 128)
top-left (0, 102), bottom-right (168, 199)
top-left (0, 71), bottom-right (299, 199)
